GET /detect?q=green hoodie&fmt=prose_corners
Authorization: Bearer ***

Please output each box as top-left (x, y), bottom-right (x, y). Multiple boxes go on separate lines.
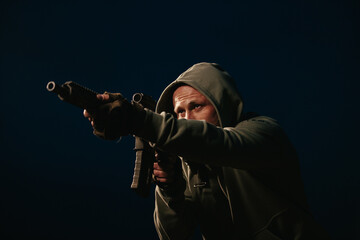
top-left (137, 63), bottom-right (330, 239)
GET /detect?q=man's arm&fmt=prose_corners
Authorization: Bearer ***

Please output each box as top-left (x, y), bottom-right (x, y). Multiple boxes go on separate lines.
top-left (82, 93), bottom-right (290, 170)
top-left (154, 185), bottom-right (197, 240)
top-left (135, 110), bottom-right (291, 170)
top-left (152, 153), bottom-right (198, 240)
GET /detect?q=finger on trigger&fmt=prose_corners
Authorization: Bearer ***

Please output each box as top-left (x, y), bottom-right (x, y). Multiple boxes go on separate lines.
top-left (154, 169), bottom-right (168, 178)
top-left (156, 178), bottom-right (168, 183)
top-left (103, 94), bottom-right (110, 100)
top-left (153, 162), bottom-right (161, 170)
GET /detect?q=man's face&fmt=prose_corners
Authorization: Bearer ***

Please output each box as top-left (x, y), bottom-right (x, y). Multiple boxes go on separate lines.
top-left (173, 85), bottom-right (219, 126)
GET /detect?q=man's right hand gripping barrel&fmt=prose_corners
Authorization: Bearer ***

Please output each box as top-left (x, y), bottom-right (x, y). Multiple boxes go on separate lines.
top-left (83, 92), bottom-right (146, 141)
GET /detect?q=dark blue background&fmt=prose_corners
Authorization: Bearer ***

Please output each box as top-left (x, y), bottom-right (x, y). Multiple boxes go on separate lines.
top-left (1, 0), bottom-right (359, 239)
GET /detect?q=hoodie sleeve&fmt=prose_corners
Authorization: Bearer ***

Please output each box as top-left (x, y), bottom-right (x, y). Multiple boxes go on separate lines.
top-left (135, 110), bottom-right (292, 170)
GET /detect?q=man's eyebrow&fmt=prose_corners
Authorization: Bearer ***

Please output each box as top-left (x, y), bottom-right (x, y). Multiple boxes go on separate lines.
top-left (174, 98), bottom-right (204, 111)
top-left (189, 100), bottom-right (203, 106)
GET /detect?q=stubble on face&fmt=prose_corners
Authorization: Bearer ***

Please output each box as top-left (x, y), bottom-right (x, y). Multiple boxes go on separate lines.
top-left (173, 85), bottom-right (219, 126)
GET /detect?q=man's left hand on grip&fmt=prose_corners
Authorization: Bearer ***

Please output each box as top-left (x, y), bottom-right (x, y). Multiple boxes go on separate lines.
top-left (83, 92), bottom-right (140, 140)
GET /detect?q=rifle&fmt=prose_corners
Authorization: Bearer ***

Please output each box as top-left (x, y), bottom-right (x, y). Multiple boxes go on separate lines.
top-left (46, 81), bottom-right (156, 197)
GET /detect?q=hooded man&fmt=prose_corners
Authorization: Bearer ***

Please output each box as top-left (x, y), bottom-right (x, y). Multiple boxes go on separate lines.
top-left (84, 62), bottom-right (330, 239)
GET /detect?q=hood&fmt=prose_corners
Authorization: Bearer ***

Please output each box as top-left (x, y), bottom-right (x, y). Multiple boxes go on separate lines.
top-left (155, 62), bottom-right (243, 127)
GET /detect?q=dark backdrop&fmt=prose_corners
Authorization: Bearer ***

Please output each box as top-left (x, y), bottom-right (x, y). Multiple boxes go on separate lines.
top-left (1, 0), bottom-right (359, 239)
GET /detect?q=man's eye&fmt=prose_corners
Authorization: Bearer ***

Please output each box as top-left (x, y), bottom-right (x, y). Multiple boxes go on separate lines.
top-left (194, 104), bottom-right (202, 109)
top-left (177, 110), bottom-right (185, 116)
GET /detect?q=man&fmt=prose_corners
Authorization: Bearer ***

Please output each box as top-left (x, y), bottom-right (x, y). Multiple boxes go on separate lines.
top-left (84, 63), bottom-right (330, 239)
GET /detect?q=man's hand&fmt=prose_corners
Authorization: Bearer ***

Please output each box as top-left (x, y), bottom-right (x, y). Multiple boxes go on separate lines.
top-left (153, 153), bottom-right (186, 199)
top-left (153, 152), bottom-right (184, 185)
top-left (153, 153), bottom-right (176, 184)
top-left (83, 93), bottom-right (111, 127)
top-left (83, 92), bottom-right (137, 140)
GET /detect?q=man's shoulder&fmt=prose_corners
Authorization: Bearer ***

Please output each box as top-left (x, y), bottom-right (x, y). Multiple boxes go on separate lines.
top-left (228, 115), bottom-right (284, 136)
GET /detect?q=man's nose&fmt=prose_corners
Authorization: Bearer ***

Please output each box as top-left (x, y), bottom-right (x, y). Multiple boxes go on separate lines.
top-left (185, 111), bottom-right (194, 120)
